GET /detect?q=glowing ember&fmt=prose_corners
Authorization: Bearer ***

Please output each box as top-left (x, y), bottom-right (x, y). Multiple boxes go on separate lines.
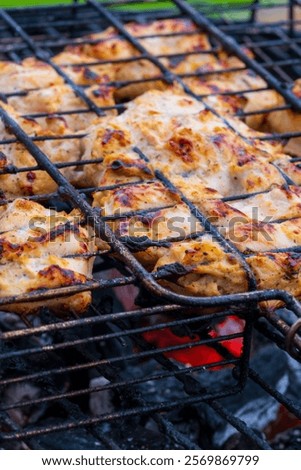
top-left (143, 316), bottom-right (244, 368)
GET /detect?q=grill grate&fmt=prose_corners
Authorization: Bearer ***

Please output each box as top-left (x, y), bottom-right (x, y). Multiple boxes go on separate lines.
top-left (0, 0), bottom-right (301, 450)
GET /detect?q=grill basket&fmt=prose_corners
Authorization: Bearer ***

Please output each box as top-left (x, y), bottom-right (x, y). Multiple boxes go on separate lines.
top-left (0, 0), bottom-right (301, 450)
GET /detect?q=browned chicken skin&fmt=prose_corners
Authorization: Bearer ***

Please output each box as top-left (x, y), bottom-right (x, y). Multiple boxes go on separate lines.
top-left (0, 199), bottom-right (95, 315)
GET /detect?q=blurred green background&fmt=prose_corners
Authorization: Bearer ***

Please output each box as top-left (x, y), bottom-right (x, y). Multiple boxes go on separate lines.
top-left (0, 0), bottom-right (261, 8)
top-left (0, 0), bottom-right (79, 6)
top-left (0, 0), bottom-right (278, 8)
top-left (0, 0), bottom-right (77, 6)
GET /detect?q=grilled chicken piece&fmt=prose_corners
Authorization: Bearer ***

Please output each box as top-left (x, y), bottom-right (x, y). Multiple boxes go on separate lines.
top-left (0, 102), bottom-right (82, 197)
top-left (0, 199), bottom-right (95, 315)
top-left (243, 79), bottom-right (301, 156)
top-left (185, 55), bottom-right (266, 106)
top-left (0, 55), bottom-right (114, 93)
top-left (96, 181), bottom-right (203, 245)
top-left (150, 235), bottom-right (249, 296)
top-left (115, 203), bottom-right (203, 242)
top-left (226, 218), bottom-right (301, 253)
top-left (53, 51), bottom-right (115, 86)
top-left (78, 124), bottom-right (154, 188)
top-left (7, 83), bottom-right (116, 132)
top-left (97, 181), bottom-right (178, 215)
top-left (77, 19), bottom-right (211, 61)
top-left (149, 236), bottom-right (301, 306)
top-left (68, 18), bottom-right (214, 101)
top-left (113, 87), bottom-right (285, 161)
top-left (84, 88), bottom-right (287, 198)
top-left (229, 185), bottom-right (301, 222)
top-left (0, 58), bottom-right (63, 94)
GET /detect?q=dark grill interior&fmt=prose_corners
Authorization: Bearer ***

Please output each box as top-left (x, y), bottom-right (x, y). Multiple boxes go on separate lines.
top-left (1, 0), bottom-right (301, 450)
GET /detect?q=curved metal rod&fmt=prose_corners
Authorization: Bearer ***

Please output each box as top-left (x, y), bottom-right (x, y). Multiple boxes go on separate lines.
top-left (285, 317), bottom-right (301, 360)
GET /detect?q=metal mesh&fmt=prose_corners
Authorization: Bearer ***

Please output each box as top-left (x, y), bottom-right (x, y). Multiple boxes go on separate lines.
top-left (0, 0), bottom-right (301, 450)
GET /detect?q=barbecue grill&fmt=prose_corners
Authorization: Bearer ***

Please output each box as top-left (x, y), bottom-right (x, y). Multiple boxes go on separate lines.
top-left (1, 0), bottom-right (301, 451)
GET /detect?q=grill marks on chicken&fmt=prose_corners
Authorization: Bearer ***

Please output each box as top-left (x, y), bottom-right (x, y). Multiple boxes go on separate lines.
top-left (0, 199), bottom-right (95, 315)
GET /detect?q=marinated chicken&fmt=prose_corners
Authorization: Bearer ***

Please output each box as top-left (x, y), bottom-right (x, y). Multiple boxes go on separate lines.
top-left (66, 18), bottom-right (213, 100)
top-left (243, 79), bottom-right (301, 156)
top-left (0, 102), bottom-right (82, 198)
top-left (0, 199), bottom-right (95, 315)
top-left (0, 58), bottom-right (63, 94)
top-left (7, 83), bottom-right (116, 132)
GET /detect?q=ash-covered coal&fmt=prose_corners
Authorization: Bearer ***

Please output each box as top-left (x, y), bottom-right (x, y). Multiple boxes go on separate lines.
top-left (198, 344), bottom-right (301, 449)
top-left (124, 341), bottom-right (301, 449)
top-left (2, 382), bottom-right (45, 427)
top-left (89, 376), bottom-right (114, 417)
top-left (272, 426), bottom-right (301, 450)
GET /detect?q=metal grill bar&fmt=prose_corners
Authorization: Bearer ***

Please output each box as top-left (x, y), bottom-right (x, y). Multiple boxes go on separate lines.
top-left (51, 308), bottom-right (205, 451)
top-left (0, 320), bottom-right (243, 362)
top-left (0, 393), bottom-right (237, 443)
top-left (1, 305), bottom-right (203, 450)
top-left (248, 368), bottom-right (301, 419)
top-left (208, 400), bottom-right (272, 450)
top-left (0, 359), bottom-right (238, 413)
top-left (0, 305), bottom-right (228, 339)
top-left (0, 157), bottom-right (104, 175)
top-left (0, 334), bottom-right (244, 387)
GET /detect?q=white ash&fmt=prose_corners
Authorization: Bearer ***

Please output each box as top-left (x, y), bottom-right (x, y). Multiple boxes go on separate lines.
top-left (89, 376), bottom-right (114, 416)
